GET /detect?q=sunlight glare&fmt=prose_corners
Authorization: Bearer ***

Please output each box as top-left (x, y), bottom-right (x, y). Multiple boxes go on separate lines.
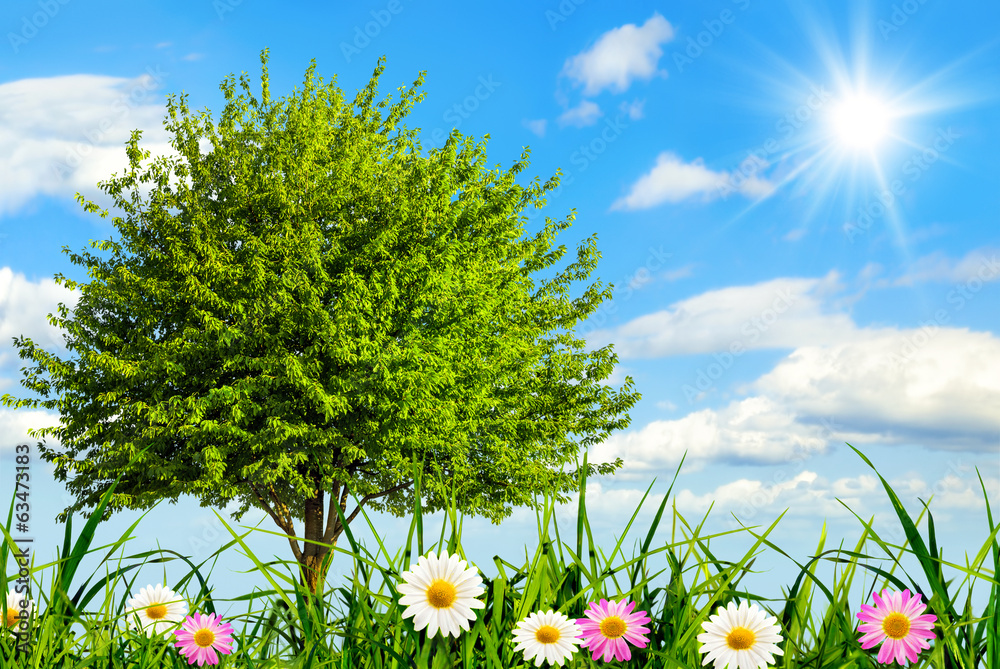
top-left (830, 94), bottom-right (891, 150)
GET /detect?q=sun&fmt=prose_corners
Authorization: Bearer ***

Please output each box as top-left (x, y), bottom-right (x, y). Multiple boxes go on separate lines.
top-left (829, 93), bottom-right (893, 150)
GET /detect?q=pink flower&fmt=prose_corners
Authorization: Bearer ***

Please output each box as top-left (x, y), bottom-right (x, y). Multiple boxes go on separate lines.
top-left (173, 612), bottom-right (235, 666)
top-left (856, 588), bottom-right (937, 666)
top-left (574, 598), bottom-right (652, 663)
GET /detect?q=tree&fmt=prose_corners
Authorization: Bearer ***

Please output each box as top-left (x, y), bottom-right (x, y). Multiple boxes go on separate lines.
top-left (1, 49), bottom-right (640, 602)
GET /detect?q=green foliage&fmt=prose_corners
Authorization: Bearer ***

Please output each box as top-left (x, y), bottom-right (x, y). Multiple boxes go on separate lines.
top-left (0, 49), bottom-right (639, 582)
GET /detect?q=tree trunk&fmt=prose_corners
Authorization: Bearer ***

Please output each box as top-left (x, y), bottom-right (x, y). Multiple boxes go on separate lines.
top-left (298, 476), bottom-right (337, 609)
top-left (240, 460), bottom-right (415, 613)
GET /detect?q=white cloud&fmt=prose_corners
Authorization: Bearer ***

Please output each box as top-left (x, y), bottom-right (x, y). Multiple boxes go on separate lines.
top-left (610, 152), bottom-right (775, 210)
top-left (661, 265), bottom-right (694, 281)
top-left (752, 329), bottom-right (1000, 452)
top-left (0, 268), bottom-right (80, 375)
top-left (892, 248), bottom-right (1000, 287)
top-left (562, 13), bottom-right (674, 96)
top-left (0, 73), bottom-right (175, 218)
top-left (523, 118), bottom-right (548, 137)
top-left (557, 100), bottom-right (603, 128)
top-left (0, 406), bottom-right (66, 455)
top-left (0, 268), bottom-right (82, 454)
top-left (585, 273), bottom-right (857, 358)
top-left (929, 472), bottom-right (1000, 511)
top-left (619, 99), bottom-right (645, 121)
top-left (587, 396), bottom-right (839, 474)
top-left (673, 471), bottom-right (839, 518)
top-left (907, 223), bottom-right (949, 246)
top-left (585, 265), bottom-right (1000, 458)
top-left (498, 466), bottom-right (998, 538)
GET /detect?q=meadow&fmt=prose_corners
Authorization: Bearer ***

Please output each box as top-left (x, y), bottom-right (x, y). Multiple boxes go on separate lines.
top-left (2, 443), bottom-right (996, 668)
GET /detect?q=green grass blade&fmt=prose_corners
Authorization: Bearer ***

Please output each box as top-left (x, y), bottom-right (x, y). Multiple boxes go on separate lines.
top-left (845, 443), bottom-right (959, 621)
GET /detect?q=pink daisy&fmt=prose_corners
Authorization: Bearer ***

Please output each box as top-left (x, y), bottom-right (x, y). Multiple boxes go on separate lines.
top-left (173, 612), bottom-right (235, 666)
top-left (856, 588), bottom-right (937, 666)
top-left (575, 598), bottom-right (652, 663)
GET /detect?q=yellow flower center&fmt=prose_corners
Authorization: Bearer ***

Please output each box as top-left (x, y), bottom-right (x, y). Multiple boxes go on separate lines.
top-left (194, 628), bottom-right (215, 648)
top-left (882, 612), bottom-right (911, 639)
top-left (600, 616), bottom-right (626, 639)
top-left (5, 609), bottom-right (18, 628)
top-left (145, 604), bottom-right (168, 620)
top-left (534, 625), bottom-right (561, 644)
top-left (726, 626), bottom-right (756, 650)
top-left (426, 579), bottom-right (457, 609)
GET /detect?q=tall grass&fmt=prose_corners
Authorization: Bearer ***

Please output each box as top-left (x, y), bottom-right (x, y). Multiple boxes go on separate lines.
top-left (2, 443), bottom-right (997, 668)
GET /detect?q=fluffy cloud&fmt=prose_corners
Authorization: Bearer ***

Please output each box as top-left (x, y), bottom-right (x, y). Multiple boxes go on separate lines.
top-left (891, 248), bottom-right (1000, 287)
top-left (0, 72), bottom-right (175, 218)
top-left (562, 13), bottom-right (674, 96)
top-left (523, 118), bottom-right (548, 137)
top-left (586, 266), bottom-right (1000, 459)
top-left (499, 468), bottom-right (999, 535)
top-left (618, 98), bottom-right (645, 121)
top-left (586, 396), bottom-right (841, 475)
top-left (584, 273), bottom-right (858, 358)
top-left (557, 100), bottom-right (603, 128)
top-left (752, 329), bottom-right (1000, 452)
top-left (0, 267), bottom-right (80, 374)
top-left (0, 268), bottom-right (82, 454)
top-left (610, 152), bottom-right (775, 210)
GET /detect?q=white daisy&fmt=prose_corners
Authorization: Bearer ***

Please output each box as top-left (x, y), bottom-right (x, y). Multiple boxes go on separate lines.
top-left (395, 550), bottom-right (486, 639)
top-left (696, 600), bottom-right (785, 669)
top-left (123, 583), bottom-right (189, 637)
top-left (3, 588), bottom-right (34, 634)
top-left (511, 609), bottom-right (583, 667)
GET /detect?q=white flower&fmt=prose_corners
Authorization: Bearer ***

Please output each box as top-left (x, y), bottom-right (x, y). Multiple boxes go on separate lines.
top-left (696, 600), bottom-right (785, 669)
top-left (511, 609), bottom-right (583, 667)
top-left (123, 583), bottom-right (188, 637)
top-left (395, 550), bottom-right (486, 638)
top-left (3, 588), bottom-right (34, 633)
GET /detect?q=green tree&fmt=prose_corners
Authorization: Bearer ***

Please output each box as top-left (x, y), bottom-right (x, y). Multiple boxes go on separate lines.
top-left (1, 50), bottom-right (639, 601)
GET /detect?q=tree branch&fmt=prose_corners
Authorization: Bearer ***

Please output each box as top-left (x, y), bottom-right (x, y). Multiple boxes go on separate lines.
top-left (237, 474), bottom-right (302, 563)
top-left (341, 478), bottom-right (414, 529)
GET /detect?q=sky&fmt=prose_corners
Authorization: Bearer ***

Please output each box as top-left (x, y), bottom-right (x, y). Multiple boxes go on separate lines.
top-left (1, 0), bottom-right (999, 654)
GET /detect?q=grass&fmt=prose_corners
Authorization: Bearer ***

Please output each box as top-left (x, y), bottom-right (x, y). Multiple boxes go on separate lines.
top-left (1, 442), bottom-right (997, 668)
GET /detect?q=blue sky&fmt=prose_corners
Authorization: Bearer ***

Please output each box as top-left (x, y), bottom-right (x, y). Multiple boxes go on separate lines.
top-left (1, 0), bottom-right (998, 647)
